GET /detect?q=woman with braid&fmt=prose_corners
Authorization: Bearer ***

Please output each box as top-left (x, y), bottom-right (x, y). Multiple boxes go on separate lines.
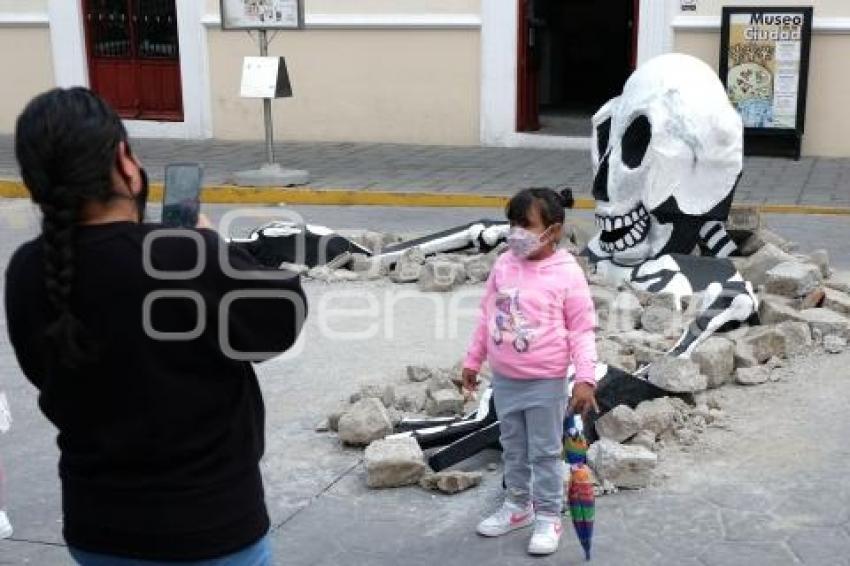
top-left (5, 88), bottom-right (307, 565)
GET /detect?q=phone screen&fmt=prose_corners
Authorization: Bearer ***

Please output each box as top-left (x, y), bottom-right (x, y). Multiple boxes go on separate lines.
top-left (162, 163), bottom-right (203, 228)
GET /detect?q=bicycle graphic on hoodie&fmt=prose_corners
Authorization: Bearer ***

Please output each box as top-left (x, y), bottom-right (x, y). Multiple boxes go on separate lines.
top-left (490, 289), bottom-right (536, 354)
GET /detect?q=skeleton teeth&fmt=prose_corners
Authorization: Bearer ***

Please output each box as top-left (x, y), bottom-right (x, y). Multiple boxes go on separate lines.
top-left (623, 215), bottom-right (633, 228)
top-left (625, 234), bottom-right (634, 246)
top-left (614, 217), bottom-right (623, 230)
top-left (615, 240), bottom-right (626, 251)
top-left (605, 218), bottom-right (613, 231)
top-left (630, 227), bottom-right (642, 240)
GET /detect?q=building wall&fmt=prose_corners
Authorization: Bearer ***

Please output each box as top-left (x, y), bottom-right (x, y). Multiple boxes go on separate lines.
top-left (673, 1), bottom-right (850, 157)
top-left (206, 0), bottom-right (480, 15)
top-left (0, 5), bottom-right (53, 133)
top-left (204, 2), bottom-right (482, 144)
top-left (684, 0), bottom-right (846, 18)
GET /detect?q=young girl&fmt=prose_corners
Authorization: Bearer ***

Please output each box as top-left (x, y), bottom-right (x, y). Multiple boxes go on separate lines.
top-left (462, 188), bottom-right (598, 556)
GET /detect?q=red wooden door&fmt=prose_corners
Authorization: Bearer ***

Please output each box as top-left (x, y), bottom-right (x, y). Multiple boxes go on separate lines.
top-left (516, 0), bottom-right (540, 132)
top-left (83, 0), bottom-right (183, 121)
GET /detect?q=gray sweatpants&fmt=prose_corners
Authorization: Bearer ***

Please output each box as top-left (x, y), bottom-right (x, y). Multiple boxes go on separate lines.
top-left (492, 373), bottom-right (568, 515)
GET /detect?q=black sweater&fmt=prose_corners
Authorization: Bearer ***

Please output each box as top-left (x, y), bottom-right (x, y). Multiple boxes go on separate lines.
top-left (4, 222), bottom-right (307, 560)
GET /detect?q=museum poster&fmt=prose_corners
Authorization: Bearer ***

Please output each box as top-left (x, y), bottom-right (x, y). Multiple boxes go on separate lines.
top-left (720, 7), bottom-right (813, 132)
top-left (220, 0), bottom-right (304, 30)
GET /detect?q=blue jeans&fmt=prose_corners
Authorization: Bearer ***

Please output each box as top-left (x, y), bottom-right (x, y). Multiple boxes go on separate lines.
top-left (69, 536), bottom-right (272, 566)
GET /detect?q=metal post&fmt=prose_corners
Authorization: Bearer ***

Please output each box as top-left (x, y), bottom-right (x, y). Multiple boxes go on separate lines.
top-left (259, 29), bottom-right (275, 166)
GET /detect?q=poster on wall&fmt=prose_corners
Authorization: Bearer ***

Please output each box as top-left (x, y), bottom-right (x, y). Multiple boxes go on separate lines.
top-left (220, 0), bottom-right (304, 30)
top-left (719, 7), bottom-right (813, 158)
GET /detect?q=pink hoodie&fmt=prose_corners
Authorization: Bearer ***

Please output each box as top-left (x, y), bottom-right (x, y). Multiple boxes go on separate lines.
top-left (464, 249), bottom-right (598, 385)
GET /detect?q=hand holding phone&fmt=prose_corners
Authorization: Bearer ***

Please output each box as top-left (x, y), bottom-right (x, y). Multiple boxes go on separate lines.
top-left (162, 163), bottom-right (203, 228)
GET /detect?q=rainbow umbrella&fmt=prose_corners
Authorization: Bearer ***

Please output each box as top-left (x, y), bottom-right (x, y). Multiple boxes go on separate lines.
top-left (564, 412), bottom-right (595, 561)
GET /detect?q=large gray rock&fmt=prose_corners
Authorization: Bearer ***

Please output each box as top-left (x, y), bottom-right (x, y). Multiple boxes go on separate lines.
top-left (647, 357), bottom-right (707, 393)
top-left (735, 366), bottom-right (769, 386)
top-left (425, 388), bottom-right (465, 416)
top-left (419, 470), bottom-right (483, 494)
top-left (692, 336), bottom-right (736, 388)
top-left (759, 294), bottom-right (801, 325)
top-left (418, 261), bottom-right (465, 292)
top-left (406, 365), bottom-right (434, 383)
top-left (640, 305), bottom-right (683, 337)
top-left (797, 309), bottom-right (850, 339)
top-left (727, 204), bottom-right (762, 233)
top-left (338, 398), bottom-right (393, 446)
top-left (390, 247), bottom-right (426, 283)
top-left (738, 326), bottom-right (787, 363)
top-left (365, 437), bottom-right (427, 488)
top-left (775, 321), bottom-right (813, 356)
top-left (351, 383), bottom-right (395, 409)
top-left (628, 429), bottom-right (658, 451)
top-left (464, 253), bottom-right (497, 283)
top-left (823, 288), bottom-right (850, 317)
top-left (634, 397), bottom-right (682, 435)
top-left (610, 292), bottom-right (643, 332)
top-left (327, 402), bottom-right (351, 432)
top-left (394, 382), bottom-right (428, 413)
top-left (738, 243), bottom-right (797, 287)
top-left (596, 339), bottom-right (638, 372)
top-left (595, 405), bottom-right (640, 442)
top-left (588, 439), bottom-right (657, 489)
top-left (764, 262), bottom-right (822, 298)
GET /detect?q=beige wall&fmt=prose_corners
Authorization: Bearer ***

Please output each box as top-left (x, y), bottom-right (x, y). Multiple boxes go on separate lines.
top-left (0, 0), bottom-right (47, 13)
top-left (0, 26), bottom-right (54, 133)
top-left (680, 0), bottom-right (848, 18)
top-left (206, 0), bottom-right (480, 16)
top-left (674, 31), bottom-right (850, 157)
top-left (206, 28), bottom-right (481, 144)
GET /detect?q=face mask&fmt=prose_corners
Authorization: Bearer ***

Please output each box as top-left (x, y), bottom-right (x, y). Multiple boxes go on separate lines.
top-left (135, 167), bottom-right (149, 223)
top-left (507, 226), bottom-right (546, 258)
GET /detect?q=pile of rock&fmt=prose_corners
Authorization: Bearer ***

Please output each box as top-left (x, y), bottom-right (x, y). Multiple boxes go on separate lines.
top-left (321, 363), bottom-right (491, 493)
top-left (297, 224), bottom-right (592, 291)
top-left (585, 209), bottom-right (850, 489)
top-left (317, 208), bottom-right (850, 496)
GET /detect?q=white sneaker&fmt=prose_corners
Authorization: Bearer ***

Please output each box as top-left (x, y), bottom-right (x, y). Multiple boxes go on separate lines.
top-left (476, 501), bottom-right (534, 537)
top-left (527, 513), bottom-right (563, 555)
top-left (0, 510), bottom-right (12, 539)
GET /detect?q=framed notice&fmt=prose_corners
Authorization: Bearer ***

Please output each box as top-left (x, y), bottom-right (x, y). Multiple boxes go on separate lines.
top-left (719, 7), bottom-right (813, 159)
top-left (220, 0), bottom-right (304, 30)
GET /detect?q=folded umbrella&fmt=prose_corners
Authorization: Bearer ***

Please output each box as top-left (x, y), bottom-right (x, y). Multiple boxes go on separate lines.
top-left (564, 411), bottom-right (595, 561)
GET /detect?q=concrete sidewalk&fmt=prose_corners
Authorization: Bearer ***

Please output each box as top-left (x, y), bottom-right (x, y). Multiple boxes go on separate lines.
top-left (0, 136), bottom-right (848, 207)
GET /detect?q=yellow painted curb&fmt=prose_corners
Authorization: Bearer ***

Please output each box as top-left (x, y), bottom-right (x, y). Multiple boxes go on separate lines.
top-left (1, 179), bottom-right (848, 215)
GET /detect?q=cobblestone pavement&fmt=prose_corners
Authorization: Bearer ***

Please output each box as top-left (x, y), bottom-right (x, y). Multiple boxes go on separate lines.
top-left (0, 202), bottom-right (849, 565)
top-left (1, 136), bottom-right (849, 207)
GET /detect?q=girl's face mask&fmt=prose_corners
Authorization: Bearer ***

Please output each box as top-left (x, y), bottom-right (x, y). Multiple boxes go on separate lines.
top-left (507, 226), bottom-right (550, 259)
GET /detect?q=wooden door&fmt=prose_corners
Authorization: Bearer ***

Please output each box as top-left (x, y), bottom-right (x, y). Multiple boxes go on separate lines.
top-left (516, 0), bottom-right (540, 132)
top-left (83, 0), bottom-right (183, 121)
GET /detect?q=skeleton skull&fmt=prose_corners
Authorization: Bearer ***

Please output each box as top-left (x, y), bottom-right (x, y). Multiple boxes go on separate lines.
top-left (588, 53), bottom-right (743, 265)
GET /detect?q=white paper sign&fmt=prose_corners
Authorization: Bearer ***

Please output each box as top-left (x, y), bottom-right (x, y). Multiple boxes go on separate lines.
top-left (241, 57), bottom-right (280, 98)
top-left (221, 0), bottom-right (302, 30)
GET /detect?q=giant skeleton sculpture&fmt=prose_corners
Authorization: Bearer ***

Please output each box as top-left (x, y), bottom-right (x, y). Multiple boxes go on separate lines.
top-left (234, 54), bottom-right (760, 470)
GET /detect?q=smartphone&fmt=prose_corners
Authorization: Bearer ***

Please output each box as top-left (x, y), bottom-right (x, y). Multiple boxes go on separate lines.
top-left (162, 163), bottom-right (203, 228)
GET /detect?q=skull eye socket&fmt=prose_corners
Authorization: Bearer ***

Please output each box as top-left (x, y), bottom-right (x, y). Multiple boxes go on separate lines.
top-left (621, 115), bottom-right (651, 169)
top-left (595, 117), bottom-right (612, 159)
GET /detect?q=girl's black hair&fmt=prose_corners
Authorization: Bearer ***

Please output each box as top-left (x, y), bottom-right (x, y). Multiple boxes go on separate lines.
top-left (14, 87), bottom-right (128, 369)
top-left (506, 187), bottom-right (574, 227)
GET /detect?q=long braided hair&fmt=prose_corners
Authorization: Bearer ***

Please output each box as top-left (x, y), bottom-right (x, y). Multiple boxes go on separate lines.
top-left (14, 88), bottom-right (130, 369)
